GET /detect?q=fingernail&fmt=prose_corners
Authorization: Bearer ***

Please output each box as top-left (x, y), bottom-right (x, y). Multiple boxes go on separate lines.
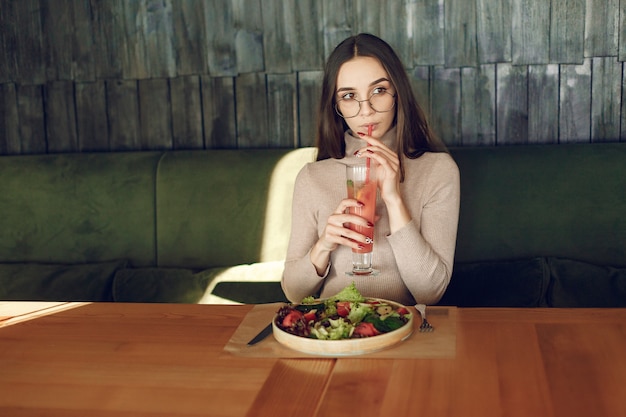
top-left (367, 222), bottom-right (374, 227)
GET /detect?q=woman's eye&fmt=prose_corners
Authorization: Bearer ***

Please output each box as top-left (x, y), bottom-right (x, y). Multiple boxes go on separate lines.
top-left (372, 87), bottom-right (387, 95)
top-left (340, 92), bottom-right (355, 100)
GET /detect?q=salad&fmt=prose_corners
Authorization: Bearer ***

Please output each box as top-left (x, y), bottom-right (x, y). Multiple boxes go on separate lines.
top-left (275, 283), bottom-right (411, 340)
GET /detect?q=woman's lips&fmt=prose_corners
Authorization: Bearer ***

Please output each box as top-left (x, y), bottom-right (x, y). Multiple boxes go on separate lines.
top-left (357, 124), bottom-right (375, 136)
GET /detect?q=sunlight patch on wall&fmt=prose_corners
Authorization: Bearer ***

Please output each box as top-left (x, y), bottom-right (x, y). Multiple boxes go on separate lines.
top-left (198, 147), bottom-right (317, 304)
top-left (259, 148), bottom-right (317, 262)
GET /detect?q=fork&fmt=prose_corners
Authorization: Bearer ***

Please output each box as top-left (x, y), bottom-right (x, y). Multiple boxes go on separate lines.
top-left (415, 303), bottom-right (434, 332)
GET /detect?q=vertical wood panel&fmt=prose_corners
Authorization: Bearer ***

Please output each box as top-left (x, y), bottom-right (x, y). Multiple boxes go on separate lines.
top-left (170, 75), bottom-right (204, 149)
top-left (172, 0), bottom-right (209, 76)
top-left (91, 0), bottom-right (125, 79)
top-left (138, 78), bottom-right (172, 149)
top-left (591, 57), bottom-right (622, 142)
top-left (232, 0), bottom-right (265, 74)
top-left (107, 80), bottom-right (141, 151)
top-left (322, 0), bottom-right (355, 61)
top-left (17, 84), bottom-right (46, 154)
top-left (431, 67), bottom-right (461, 146)
top-left (0, 1), bottom-right (18, 83)
top-left (618, 0), bottom-right (626, 61)
top-left (559, 59), bottom-right (592, 143)
top-left (236, 72), bottom-right (268, 148)
top-left (120, 0), bottom-right (176, 79)
top-left (44, 81), bottom-right (78, 153)
top-left (41, 0), bottom-right (74, 81)
top-left (121, 1), bottom-right (147, 79)
top-left (288, 0), bottom-right (324, 71)
top-left (380, 0), bottom-right (413, 67)
top-left (585, 0), bottom-right (619, 57)
top-left (413, 0), bottom-right (445, 66)
top-left (622, 67), bottom-right (626, 141)
top-left (476, 0), bottom-right (512, 63)
top-left (202, 75), bottom-right (237, 149)
top-left (141, 0), bottom-right (176, 78)
top-left (267, 73), bottom-right (297, 147)
top-left (205, 0), bottom-right (237, 76)
top-left (511, 0), bottom-right (550, 64)
top-left (42, 0), bottom-right (96, 81)
top-left (14, 0), bottom-right (45, 85)
top-left (528, 65), bottom-right (559, 144)
top-left (71, 0), bottom-right (96, 81)
top-left (445, 0), bottom-right (477, 67)
top-left (297, 71), bottom-right (323, 148)
top-left (408, 66), bottom-right (432, 118)
top-left (461, 65), bottom-right (496, 146)
top-left (354, 0), bottom-right (382, 35)
top-left (550, 0), bottom-right (585, 63)
top-left (76, 81), bottom-right (109, 152)
top-left (0, 83), bottom-right (20, 154)
top-left (261, 0), bottom-right (292, 73)
top-left (496, 63), bottom-right (528, 144)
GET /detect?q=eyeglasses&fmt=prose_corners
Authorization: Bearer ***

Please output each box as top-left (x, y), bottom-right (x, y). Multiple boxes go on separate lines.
top-left (334, 90), bottom-right (396, 119)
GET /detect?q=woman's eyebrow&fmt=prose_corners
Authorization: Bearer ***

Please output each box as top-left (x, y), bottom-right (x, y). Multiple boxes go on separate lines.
top-left (336, 77), bottom-right (391, 94)
top-left (369, 77), bottom-right (390, 86)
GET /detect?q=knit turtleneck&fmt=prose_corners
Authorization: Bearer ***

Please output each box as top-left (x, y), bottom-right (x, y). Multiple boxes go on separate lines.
top-left (282, 128), bottom-right (460, 306)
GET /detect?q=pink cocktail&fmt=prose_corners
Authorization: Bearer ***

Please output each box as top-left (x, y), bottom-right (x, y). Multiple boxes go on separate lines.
top-left (346, 163), bottom-right (377, 275)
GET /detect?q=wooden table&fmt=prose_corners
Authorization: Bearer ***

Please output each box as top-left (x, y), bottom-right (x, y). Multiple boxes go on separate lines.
top-left (1, 302), bottom-right (625, 417)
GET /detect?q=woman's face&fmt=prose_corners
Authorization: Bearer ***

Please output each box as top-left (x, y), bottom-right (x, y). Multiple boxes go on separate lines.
top-left (335, 56), bottom-right (396, 139)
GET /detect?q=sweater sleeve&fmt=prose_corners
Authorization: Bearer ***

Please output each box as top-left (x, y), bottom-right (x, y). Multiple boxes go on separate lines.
top-left (386, 154), bottom-right (461, 304)
top-left (281, 165), bottom-right (327, 302)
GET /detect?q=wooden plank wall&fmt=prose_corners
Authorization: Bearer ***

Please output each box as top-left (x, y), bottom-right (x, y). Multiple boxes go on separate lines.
top-left (0, 0), bottom-right (624, 155)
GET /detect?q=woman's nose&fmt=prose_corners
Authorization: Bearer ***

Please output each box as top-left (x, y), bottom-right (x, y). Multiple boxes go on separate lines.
top-left (358, 99), bottom-right (375, 116)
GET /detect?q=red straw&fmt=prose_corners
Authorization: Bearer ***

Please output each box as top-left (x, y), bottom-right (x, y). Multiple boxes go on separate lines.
top-left (366, 125), bottom-right (372, 182)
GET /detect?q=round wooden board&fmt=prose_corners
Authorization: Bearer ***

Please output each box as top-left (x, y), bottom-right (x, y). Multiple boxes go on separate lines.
top-left (272, 298), bottom-right (414, 356)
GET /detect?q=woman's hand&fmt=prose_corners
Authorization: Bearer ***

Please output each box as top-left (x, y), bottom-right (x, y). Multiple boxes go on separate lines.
top-left (355, 135), bottom-right (401, 201)
top-left (309, 198), bottom-right (373, 275)
top-left (356, 135), bottom-right (412, 233)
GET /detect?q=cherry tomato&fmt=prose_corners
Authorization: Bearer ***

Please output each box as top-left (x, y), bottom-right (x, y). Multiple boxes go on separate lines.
top-left (303, 310), bottom-right (317, 322)
top-left (396, 307), bottom-right (409, 315)
top-left (281, 310), bottom-right (304, 328)
top-left (353, 322), bottom-right (380, 337)
top-left (336, 301), bottom-right (351, 317)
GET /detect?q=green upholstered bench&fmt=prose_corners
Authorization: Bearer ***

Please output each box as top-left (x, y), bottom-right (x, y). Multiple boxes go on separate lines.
top-left (1, 143), bottom-right (624, 307)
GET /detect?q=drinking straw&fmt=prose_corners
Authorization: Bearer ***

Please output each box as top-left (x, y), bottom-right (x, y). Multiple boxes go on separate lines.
top-left (366, 125), bottom-right (372, 182)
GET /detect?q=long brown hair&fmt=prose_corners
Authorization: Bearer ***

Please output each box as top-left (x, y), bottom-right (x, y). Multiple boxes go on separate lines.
top-left (315, 33), bottom-right (446, 180)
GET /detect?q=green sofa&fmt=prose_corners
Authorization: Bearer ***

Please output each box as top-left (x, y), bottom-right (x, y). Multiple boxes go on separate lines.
top-left (1, 143), bottom-right (625, 307)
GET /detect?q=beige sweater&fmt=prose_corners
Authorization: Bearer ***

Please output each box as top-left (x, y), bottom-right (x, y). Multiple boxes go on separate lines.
top-left (282, 129), bottom-right (460, 306)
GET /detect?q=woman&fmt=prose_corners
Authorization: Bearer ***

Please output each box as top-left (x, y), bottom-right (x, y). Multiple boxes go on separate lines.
top-left (281, 33), bottom-right (460, 306)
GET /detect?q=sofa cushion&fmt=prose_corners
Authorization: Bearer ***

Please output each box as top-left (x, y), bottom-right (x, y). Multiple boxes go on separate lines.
top-left (546, 257), bottom-right (626, 307)
top-left (438, 258), bottom-right (549, 307)
top-left (155, 148), bottom-right (316, 269)
top-left (451, 143), bottom-right (626, 267)
top-left (0, 260), bottom-right (128, 301)
top-left (0, 152), bottom-right (161, 266)
top-left (112, 268), bottom-right (219, 303)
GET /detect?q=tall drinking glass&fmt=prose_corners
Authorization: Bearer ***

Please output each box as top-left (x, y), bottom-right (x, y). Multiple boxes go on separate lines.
top-left (346, 161), bottom-right (378, 275)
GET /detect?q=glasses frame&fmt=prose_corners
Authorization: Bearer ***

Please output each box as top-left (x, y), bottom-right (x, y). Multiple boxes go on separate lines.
top-left (334, 91), bottom-right (396, 119)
